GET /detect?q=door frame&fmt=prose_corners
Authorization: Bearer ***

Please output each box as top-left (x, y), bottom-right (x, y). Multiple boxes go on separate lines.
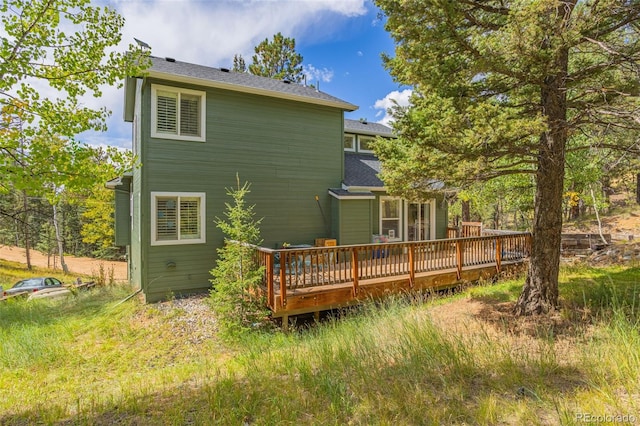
top-left (404, 199), bottom-right (436, 241)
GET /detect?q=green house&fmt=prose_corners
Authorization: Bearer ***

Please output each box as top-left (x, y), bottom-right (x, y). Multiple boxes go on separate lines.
top-left (109, 56), bottom-right (447, 302)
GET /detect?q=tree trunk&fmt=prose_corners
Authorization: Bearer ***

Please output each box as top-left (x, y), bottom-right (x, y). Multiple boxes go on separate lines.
top-left (514, 46), bottom-right (569, 316)
top-left (590, 186), bottom-right (608, 246)
top-left (21, 191), bottom-right (32, 270)
top-left (52, 203), bottom-right (69, 274)
top-left (461, 200), bottom-right (470, 222)
top-left (514, 131), bottom-right (566, 315)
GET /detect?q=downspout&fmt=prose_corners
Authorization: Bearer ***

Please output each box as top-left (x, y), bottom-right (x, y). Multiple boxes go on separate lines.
top-left (315, 195), bottom-right (330, 236)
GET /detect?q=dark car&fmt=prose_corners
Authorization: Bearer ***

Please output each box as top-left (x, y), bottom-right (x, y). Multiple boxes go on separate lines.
top-left (3, 277), bottom-right (64, 297)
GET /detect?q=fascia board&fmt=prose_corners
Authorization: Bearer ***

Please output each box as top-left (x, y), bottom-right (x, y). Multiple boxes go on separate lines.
top-left (147, 70), bottom-right (358, 112)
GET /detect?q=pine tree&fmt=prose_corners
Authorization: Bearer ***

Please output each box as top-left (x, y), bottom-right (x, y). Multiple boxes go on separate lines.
top-left (374, 0), bottom-right (640, 315)
top-left (209, 176), bottom-right (268, 338)
top-left (232, 54), bottom-right (247, 73)
top-left (248, 32), bottom-right (304, 82)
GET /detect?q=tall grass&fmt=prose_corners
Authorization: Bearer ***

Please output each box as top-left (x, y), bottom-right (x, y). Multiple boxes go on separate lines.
top-left (0, 263), bottom-right (639, 424)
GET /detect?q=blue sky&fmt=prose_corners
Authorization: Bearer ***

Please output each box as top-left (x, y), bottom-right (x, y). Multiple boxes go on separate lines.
top-left (81, 0), bottom-right (411, 149)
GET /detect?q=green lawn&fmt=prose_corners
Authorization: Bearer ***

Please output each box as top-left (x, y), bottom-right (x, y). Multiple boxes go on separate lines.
top-left (1, 259), bottom-right (639, 425)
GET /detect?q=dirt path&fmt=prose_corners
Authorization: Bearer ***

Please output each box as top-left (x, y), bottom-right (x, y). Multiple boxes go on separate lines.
top-left (0, 245), bottom-right (128, 282)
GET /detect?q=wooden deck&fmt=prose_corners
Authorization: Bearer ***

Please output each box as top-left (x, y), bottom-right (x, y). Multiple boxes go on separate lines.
top-left (252, 232), bottom-right (531, 325)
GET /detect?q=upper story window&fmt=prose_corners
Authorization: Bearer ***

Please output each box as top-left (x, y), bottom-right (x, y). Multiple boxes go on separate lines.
top-left (151, 84), bottom-right (206, 142)
top-left (344, 134), bottom-right (381, 153)
top-left (151, 192), bottom-right (206, 245)
top-left (358, 136), bottom-right (376, 153)
top-left (344, 134), bottom-right (355, 152)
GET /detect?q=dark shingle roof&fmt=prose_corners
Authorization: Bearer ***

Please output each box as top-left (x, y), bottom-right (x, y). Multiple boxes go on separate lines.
top-left (344, 152), bottom-right (384, 188)
top-left (344, 119), bottom-right (394, 137)
top-left (146, 56), bottom-right (357, 111)
top-left (343, 152), bottom-right (446, 192)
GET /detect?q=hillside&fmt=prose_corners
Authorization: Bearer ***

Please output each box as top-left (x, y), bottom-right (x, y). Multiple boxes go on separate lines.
top-left (0, 245), bottom-right (128, 282)
top-left (562, 197), bottom-right (640, 239)
top-left (1, 264), bottom-right (639, 424)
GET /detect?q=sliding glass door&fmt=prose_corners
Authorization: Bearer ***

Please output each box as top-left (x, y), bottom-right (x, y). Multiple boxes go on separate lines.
top-left (406, 202), bottom-right (432, 241)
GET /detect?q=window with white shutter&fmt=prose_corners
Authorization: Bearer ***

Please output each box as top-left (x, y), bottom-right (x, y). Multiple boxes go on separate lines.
top-left (156, 197), bottom-right (178, 241)
top-left (156, 91), bottom-right (178, 134)
top-left (151, 192), bottom-right (206, 245)
top-left (180, 94), bottom-right (200, 136)
top-left (179, 197), bottom-right (200, 239)
top-left (151, 85), bottom-right (206, 142)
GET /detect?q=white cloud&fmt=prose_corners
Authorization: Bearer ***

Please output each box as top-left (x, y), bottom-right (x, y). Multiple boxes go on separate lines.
top-left (113, 0), bottom-right (368, 65)
top-left (303, 64), bottom-right (334, 84)
top-left (373, 89), bottom-right (412, 126)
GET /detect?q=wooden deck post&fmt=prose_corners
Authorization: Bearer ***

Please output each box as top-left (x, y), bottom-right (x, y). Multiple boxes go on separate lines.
top-left (456, 240), bottom-right (463, 280)
top-left (495, 237), bottom-right (502, 273)
top-left (279, 251), bottom-right (286, 308)
top-left (352, 248), bottom-right (359, 296)
top-left (267, 251), bottom-right (275, 309)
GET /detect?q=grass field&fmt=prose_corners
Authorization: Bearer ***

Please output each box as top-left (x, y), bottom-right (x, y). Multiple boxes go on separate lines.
top-left (1, 258), bottom-right (639, 425)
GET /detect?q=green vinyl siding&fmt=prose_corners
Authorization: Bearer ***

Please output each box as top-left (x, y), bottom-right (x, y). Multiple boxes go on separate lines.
top-left (434, 195), bottom-right (448, 239)
top-left (113, 182), bottom-right (131, 247)
top-left (371, 192), bottom-right (385, 236)
top-left (137, 79), bottom-right (344, 300)
top-left (335, 199), bottom-right (372, 246)
top-left (331, 196), bottom-right (339, 243)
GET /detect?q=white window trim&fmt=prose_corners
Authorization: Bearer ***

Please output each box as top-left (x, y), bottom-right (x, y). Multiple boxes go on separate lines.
top-left (358, 135), bottom-right (376, 153)
top-left (151, 192), bottom-right (206, 246)
top-left (344, 133), bottom-right (356, 152)
top-left (429, 200), bottom-right (436, 239)
top-left (151, 84), bottom-right (206, 142)
top-left (379, 196), bottom-right (402, 242)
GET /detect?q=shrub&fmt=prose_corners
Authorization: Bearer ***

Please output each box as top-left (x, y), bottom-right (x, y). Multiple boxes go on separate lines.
top-left (209, 177), bottom-right (269, 338)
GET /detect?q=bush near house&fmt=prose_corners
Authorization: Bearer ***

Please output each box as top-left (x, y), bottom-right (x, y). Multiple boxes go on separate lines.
top-left (209, 178), bottom-right (270, 338)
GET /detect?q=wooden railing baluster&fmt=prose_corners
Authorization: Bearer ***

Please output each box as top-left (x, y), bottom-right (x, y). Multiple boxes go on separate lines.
top-left (352, 248), bottom-right (359, 296)
top-left (456, 239), bottom-right (463, 279)
top-left (496, 237), bottom-right (502, 272)
top-left (409, 243), bottom-right (415, 287)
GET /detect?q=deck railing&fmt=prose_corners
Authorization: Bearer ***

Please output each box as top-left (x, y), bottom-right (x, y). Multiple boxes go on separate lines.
top-left (251, 233), bottom-right (531, 310)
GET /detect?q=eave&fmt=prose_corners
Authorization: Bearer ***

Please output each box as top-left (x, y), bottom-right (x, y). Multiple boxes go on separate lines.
top-left (146, 69), bottom-right (358, 112)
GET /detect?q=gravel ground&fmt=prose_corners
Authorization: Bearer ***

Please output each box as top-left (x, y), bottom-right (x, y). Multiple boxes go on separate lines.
top-left (152, 294), bottom-right (218, 344)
